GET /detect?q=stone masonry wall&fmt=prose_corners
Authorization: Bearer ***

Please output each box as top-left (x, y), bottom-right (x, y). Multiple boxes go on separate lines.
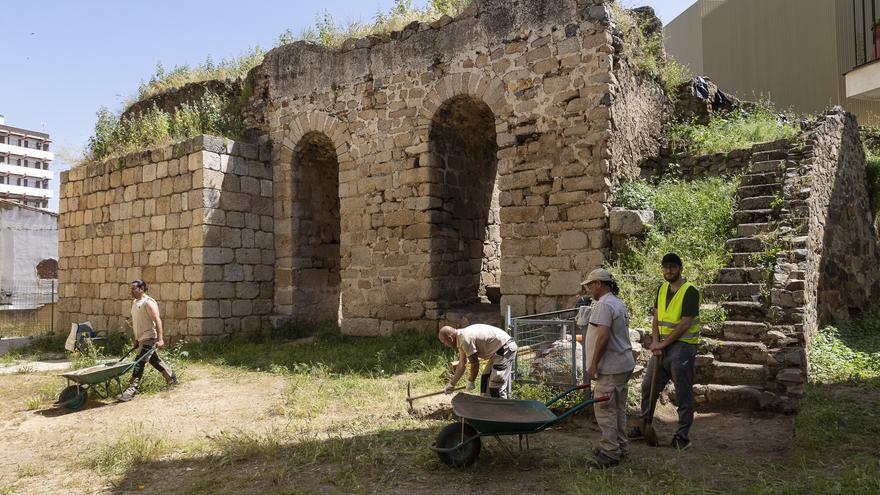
top-left (802, 109), bottom-right (880, 335)
top-left (58, 136), bottom-right (273, 341)
top-left (247, 0), bottom-right (670, 335)
top-left (608, 54), bottom-right (670, 184)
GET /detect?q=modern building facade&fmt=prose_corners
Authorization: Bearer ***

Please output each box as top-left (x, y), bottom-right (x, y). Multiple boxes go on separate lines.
top-left (665, 0), bottom-right (880, 125)
top-left (0, 115), bottom-right (53, 209)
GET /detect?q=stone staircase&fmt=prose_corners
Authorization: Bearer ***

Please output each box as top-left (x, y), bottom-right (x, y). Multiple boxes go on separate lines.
top-left (693, 140), bottom-right (809, 411)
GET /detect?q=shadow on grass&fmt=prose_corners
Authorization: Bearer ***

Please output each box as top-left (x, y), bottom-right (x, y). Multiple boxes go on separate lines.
top-left (105, 424), bottom-right (496, 495)
top-left (185, 324), bottom-right (448, 378)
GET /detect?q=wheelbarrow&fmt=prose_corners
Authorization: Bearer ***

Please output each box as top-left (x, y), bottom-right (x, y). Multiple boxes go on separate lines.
top-left (55, 346), bottom-right (156, 411)
top-left (431, 383), bottom-right (608, 467)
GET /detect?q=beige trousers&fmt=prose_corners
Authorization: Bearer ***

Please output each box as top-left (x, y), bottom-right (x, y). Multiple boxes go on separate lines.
top-left (593, 370), bottom-right (632, 460)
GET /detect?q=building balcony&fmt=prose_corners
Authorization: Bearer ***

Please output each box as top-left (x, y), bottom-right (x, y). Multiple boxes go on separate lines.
top-left (0, 142), bottom-right (54, 162)
top-left (847, 0), bottom-right (880, 99)
top-left (0, 162), bottom-right (53, 180)
top-left (0, 183), bottom-right (53, 199)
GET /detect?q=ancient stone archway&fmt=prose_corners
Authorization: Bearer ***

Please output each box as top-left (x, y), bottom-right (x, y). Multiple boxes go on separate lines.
top-left (289, 131), bottom-right (341, 322)
top-left (428, 95), bottom-right (500, 309)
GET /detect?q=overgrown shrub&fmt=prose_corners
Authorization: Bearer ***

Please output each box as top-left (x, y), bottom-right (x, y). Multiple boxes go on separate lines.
top-left (134, 0), bottom-right (471, 106)
top-left (611, 175), bottom-right (739, 327)
top-left (610, 2), bottom-right (692, 96)
top-left (86, 92), bottom-right (244, 162)
top-left (136, 49), bottom-right (265, 102)
top-left (669, 103), bottom-right (800, 155)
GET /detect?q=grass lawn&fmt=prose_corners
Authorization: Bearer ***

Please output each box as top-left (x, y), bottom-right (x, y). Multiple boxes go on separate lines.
top-left (0, 317), bottom-right (877, 494)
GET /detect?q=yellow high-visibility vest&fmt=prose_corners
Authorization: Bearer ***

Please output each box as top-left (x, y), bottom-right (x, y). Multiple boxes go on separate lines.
top-left (657, 281), bottom-right (701, 344)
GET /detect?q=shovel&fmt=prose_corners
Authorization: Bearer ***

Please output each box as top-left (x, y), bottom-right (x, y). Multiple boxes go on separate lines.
top-left (405, 381), bottom-right (464, 410)
top-left (642, 354), bottom-right (660, 447)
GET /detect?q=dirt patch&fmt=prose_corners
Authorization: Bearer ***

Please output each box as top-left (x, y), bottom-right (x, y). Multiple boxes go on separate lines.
top-left (0, 366), bottom-right (794, 494)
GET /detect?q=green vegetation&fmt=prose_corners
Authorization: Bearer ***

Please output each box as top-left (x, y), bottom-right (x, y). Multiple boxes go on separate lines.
top-left (86, 92), bottom-right (244, 162)
top-left (86, 426), bottom-right (171, 475)
top-left (670, 104), bottom-right (800, 155)
top-left (186, 322), bottom-right (445, 377)
top-left (611, 175), bottom-right (739, 327)
top-left (860, 130), bottom-right (880, 221)
top-left (611, 2), bottom-right (692, 96)
top-left (85, 0), bottom-right (474, 165)
top-left (134, 0), bottom-right (471, 104)
top-left (136, 50), bottom-right (265, 103)
top-left (809, 309), bottom-right (880, 385)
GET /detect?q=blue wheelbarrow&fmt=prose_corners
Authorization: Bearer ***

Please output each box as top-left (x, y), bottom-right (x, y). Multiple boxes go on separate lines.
top-left (55, 346), bottom-right (156, 411)
top-left (431, 383), bottom-right (609, 467)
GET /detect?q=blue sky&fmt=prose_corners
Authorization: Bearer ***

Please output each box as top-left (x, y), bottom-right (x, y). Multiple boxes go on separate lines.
top-left (0, 0), bottom-right (691, 210)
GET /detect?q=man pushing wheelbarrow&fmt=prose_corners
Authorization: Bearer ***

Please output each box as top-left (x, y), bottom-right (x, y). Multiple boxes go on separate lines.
top-left (117, 279), bottom-right (178, 402)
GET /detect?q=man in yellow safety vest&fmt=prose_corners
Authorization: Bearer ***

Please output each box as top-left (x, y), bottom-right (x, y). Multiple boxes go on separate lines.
top-left (628, 253), bottom-right (701, 450)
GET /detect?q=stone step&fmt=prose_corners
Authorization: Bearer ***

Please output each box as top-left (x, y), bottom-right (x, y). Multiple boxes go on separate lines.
top-left (697, 360), bottom-right (768, 386)
top-left (721, 301), bottom-right (766, 320)
top-left (729, 252), bottom-right (758, 267)
top-left (741, 171), bottom-right (783, 186)
top-left (702, 338), bottom-right (769, 364)
top-left (718, 267), bottom-right (765, 284)
top-left (703, 283), bottom-right (762, 300)
top-left (750, 160), bottom-right (787, 174)
top-left (725, 237), bottom-right (762, 253)
top-left (693, 384), bottom-right (766, 411)
top-left (722, 320), bottom-right (769, 341)
top-left (740, 195), bottom-right (777, 210)
top-left (734, 209), bottom-right (773, 224)
top-left (738, 183), bottom-right (783, 198)
top-left (752, 139), bottom-right (792, 152)
top-left (736, 222), bottom-right (772, 237)
top-left (751, 149), bottom-right (788, 162)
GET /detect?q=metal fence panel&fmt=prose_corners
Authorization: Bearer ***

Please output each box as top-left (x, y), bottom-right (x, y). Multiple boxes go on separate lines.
top-left (509, 307), bottom-right (588, 391)
top-left (0, 279), bottom-right (57, 337)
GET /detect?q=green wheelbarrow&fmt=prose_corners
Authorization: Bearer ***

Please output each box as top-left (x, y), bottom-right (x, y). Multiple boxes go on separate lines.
top-left (55, 346), bottom-right (156, 411)
top-left (431, 384), bottom-right (609, 467)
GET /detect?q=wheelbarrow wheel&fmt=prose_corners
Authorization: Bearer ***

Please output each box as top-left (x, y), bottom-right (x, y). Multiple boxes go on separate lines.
top-left (57, 385), bottom-right (87, 410)
top-left (435, 422), bottom-right (481, 467)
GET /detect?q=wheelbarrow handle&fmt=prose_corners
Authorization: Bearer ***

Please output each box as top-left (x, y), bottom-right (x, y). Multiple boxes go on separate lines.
top-left (115, 344), bottom-right (157, 364)
top-left (115, 346), bottom-right (139, 363)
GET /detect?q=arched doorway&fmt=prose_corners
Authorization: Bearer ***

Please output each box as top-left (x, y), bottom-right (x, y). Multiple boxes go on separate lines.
top-left (428, 95), bottom-right (501, 310)
top-left (290, 131), bottom-right (341, 323)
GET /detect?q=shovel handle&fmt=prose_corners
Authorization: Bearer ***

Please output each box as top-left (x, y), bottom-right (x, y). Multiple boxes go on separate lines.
top-left (406, 386), bottom-right (465, 402)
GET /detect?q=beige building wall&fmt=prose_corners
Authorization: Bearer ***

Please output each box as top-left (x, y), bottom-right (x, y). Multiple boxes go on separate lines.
top-left (665, 0), bottom-right (880, 125)
top-left (663, 2), bottom-right (704, 75)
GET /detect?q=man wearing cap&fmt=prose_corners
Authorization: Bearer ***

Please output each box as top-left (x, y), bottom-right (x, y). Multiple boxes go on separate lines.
top-left (438, 324), bottom-right (518, 398)
top-left (580, 268), bottom-right (635, 468)
top-left (628, 253), bottom-right (701, 450)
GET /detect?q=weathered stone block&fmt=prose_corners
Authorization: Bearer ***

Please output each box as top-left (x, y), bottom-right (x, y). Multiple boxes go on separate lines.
top-left (609, 208), bottom-right (653, 235)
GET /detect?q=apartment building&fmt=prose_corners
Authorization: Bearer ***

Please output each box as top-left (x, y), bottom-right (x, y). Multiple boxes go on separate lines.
top-left (665, 0), bottom-right (880, 125)
top-left (0, 115), bottom-right (53, 210)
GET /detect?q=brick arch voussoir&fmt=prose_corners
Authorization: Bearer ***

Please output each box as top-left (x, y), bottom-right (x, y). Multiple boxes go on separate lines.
top-left (418, 72), bottom-right (512, 128)
top-left (281, 111), bottom-right (351, 159)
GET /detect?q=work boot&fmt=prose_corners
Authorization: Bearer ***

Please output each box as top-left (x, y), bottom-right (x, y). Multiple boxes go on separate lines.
top-left (590, 450), bottom-right (620, 469)
top-left (671, 434), bottom-right (691, 450)
top-left (117, 378), bottom-right (140, 402)
top-left (162, 371), bottom-right (179, 387)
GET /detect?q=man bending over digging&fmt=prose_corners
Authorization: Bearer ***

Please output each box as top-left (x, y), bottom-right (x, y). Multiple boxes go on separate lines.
top-left (438, 324), bottom-right (518, 398)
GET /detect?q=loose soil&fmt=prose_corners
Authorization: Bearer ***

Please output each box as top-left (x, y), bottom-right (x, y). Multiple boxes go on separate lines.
top-left (0, 364), bottom-right (794, 494)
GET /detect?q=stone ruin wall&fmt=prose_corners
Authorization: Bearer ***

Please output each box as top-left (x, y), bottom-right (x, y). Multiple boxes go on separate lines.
top-left (57, 137), bottom-right (274, 340)
top-left (799, 110), bottom-right (880, 342)
top-left (250, 0), bottom-right (669, 335)
top-left (58, 0), bottom-right (673, 338)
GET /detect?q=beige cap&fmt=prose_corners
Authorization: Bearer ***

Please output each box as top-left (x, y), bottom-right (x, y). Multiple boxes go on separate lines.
top-left (581, 268), bottom-right (612, 285)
